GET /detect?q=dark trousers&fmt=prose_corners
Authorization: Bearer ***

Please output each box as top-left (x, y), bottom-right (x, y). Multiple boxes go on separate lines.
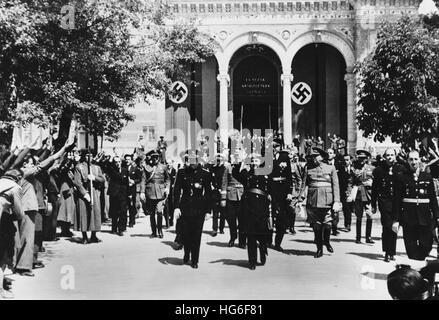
top-left (182, 215), bottom-right (205, 264)
top-left (331, 210), bottom-right (339, 232)
top-left (128, 190), bottom-right (137, 227)
top-left (212, 203), bottom-right (225, 232)
top-left (342, 200), bottom-right (353, 227)
top-left (287, 203), bottom-right (296, 230)
top-left (247, 233), bottom-right (267, 265)
top-left (144, 199), bottom-right (166, 235)
top-left (34, 209), bottom-right (45, 254)
top-left (354, 200), bottom-right (372, 240)
top-left (382, 226), bottom-right (397, 255)
top-left (226, 200), bottom-right (246, 245)
top-left (43, 194), bottom-right (59, 241)
top-left (402, 225), bottom-right (433, 260)
top-left (110, 196), bottom-right (127, 233)
top-left (272, 198), bottom-right (288, 247)
top-left (174, 217), bottom-right (183, 244)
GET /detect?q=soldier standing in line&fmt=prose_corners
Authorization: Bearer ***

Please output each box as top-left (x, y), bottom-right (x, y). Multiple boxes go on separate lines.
top-left (140, 150), bottom-right (170, 238)
top-left (299, 147), bottom-right (342, 258)
top-left (232, 153), bottom-right (271, 270)
top-left (208, 154), bottom-right (227, 237)
top-left (173, 150), bottom-right (212, 269)
top-left (269, 139), bottom-right (293, 251)
top-left (371, 148), bottom-right (404, 262)
top-left (392, 150), bottom-right (439, 261)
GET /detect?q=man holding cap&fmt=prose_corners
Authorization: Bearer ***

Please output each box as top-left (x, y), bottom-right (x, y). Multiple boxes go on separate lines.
top-left (299, 147), bottom-right (342, 258)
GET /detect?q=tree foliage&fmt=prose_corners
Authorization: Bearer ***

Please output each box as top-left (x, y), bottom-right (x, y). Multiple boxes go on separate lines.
top-left (0, 0), bottom-right (217, 143)
top-left (356, 15), bottom-right (439, 144)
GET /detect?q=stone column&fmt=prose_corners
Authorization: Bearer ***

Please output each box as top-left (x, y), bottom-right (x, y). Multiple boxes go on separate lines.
top-left (344, 71), bottom-right (357, 155)
top-left (217, 72), bottom-right (230, 149)
top-left (281, 73), bottom-right (294, 146)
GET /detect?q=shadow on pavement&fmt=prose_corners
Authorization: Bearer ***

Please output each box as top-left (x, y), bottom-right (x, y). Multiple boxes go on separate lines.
top-left (158, 257), bottom-right (185, 266)
top-left (291, 239), bottom-right (315, 244)
top-left (65, 237), bottom-right (85, 244)
top-left (206, 241), bottom-right (229, 248)
top-left (130, 234), bottom-right (151, 237)
top-left (361, 271), bottom-right (388, 281)
top-left (209, 259), bottom-right (249, 268)
top-left (161, 241), bottom-right (180, 250)
top-left (282, 249), bottom-right (316, 256)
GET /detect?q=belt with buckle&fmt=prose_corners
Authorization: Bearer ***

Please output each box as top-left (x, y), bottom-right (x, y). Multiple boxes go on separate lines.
top-left (402, 198), bottom-right (430, 204)
top-left (272, 177), bottom-right (287, 182)
top-left (247, 188), bottom-right (268, 198)
top-left (309, 182), bottom-right (332, 188)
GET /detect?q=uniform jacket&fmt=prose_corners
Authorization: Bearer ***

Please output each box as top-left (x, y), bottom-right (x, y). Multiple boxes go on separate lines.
top-left (140, 163), bottom-right (170, 200)
top-left (393, 168), bottom-right (439, 227)
top-left (270, 151), bottom-right (293, 200)
top-left (225, 163), bottom-right (244, 201)
top-left (127, 163), bottom-right (142, 194)
top-left (173, 165), bottom-right (212, 215)
top-left (353, 163), bottom-right (375, 202)
top-left (302, 162), bottom-right (340, 208)
top-left (207, 163), bottom-right (227, 202)
top-left (232, 165), bottom-right (271, 234)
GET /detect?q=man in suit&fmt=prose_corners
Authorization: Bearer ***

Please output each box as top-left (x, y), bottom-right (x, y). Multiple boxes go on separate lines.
top-left (300, 147), bottom-right (341, 258)
top-left (393, 150), bottom-right (439, 260)
top-left (338, 154), bottom-right (355, 232)
top-left (140, 150), bottom-right (170, 238)
top-left (106, 156), bottom-right (129, 236)
top-left (125, 154), bottom-right (142, 228)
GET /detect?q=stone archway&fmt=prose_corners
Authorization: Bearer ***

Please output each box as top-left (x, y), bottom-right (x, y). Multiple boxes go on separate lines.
top-left (287, 30), bottom-right (357, 153)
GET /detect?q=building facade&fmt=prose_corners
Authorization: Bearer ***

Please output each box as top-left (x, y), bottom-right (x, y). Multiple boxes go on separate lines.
top-left (109, 0), bottom-right (418, 156)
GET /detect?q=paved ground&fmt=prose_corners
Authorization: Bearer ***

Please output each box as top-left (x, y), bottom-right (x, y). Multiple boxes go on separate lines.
top-left (6, 215), bottom-right (437, 300)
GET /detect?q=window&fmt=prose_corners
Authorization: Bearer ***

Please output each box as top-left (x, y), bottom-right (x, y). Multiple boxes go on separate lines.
top-left (143, 126), bottom-right (156, 142)
top-left (226, 3), bottom-right (231, 12)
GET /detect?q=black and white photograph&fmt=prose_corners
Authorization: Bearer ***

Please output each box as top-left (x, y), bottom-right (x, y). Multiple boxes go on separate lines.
top-left (1, 0), bottom-right (439, 304)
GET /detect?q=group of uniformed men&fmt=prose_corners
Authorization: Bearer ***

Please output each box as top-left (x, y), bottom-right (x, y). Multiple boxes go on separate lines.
top-left (169, 137), bottom-right (439, 270)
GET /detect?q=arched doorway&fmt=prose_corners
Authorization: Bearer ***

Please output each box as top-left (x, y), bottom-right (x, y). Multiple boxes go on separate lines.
top-left (231, 45), bottom-right (281, 133)
top-left (291, 43), bottom-right (347, 146)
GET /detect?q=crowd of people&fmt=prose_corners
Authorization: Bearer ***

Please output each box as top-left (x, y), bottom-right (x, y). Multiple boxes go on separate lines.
top-left (1, 129), bottom-right (439, 299)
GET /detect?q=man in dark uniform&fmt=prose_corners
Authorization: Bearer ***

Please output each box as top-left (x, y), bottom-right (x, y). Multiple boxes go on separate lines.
top-left (140, 150), bottom-right (170, 238)
top-left (208, 154), bottom-right (227, 236)
top-left (269, 139), bottom-right (293, 251)
top-left (173, 150), bottom-right (212, 269)
top-left (371, 148), bottom-right (403, 262)
top-left (125, 154), bottom-right (142, 228)
top-left (300, 147), bottom-right (341, 258)
top-left (392, 150), bottom-right (439, 260)
top-left (232, 153), bottom-right (271, 270)
top-left (351, 150), bottom-right (375, 244)
top-left (224, 156), bottom-right (246, 248)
